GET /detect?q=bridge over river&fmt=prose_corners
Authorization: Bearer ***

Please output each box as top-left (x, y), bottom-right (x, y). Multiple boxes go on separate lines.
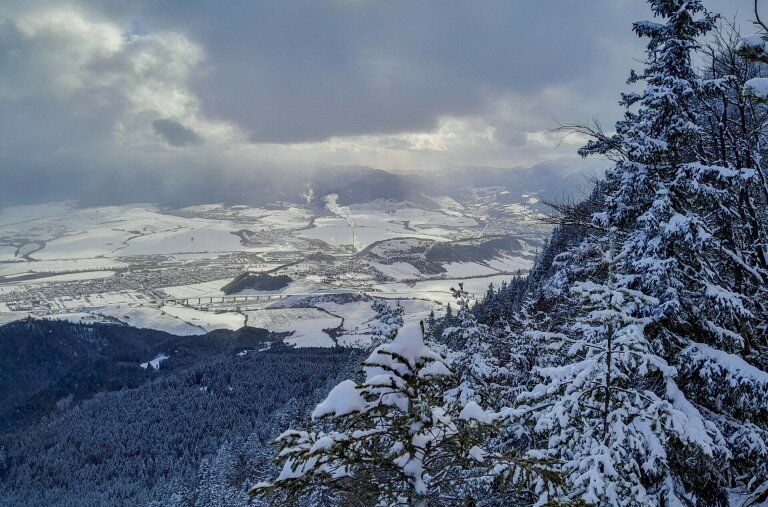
top-left (152, 289), bottom-right (479, 308)
top-left (151, 291), bottom-right (360, 307)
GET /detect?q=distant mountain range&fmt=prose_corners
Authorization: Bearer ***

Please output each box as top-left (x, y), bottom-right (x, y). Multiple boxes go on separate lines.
top-left (400, 160), bottom-right (601, 201)
top-left (0, 161), bottom-right (602, 209)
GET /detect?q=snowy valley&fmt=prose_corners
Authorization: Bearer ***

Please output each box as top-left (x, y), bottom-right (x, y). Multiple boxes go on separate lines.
top-left (0, 188), bottom-right (548, 348)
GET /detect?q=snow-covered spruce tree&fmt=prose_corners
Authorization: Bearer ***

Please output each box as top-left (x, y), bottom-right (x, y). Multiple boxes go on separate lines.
top-left (425, 310), bottom-right (437, 338)
top-left (730, 10), bottom-right (768, 365)
top-left (442, 283), bottom-right (484, 352)
top-left (370, 299), bottom-right (405, 346)
top-left (480, 282), bottom-right (498, 323)
top-left (475, 277), bottom-right (530, 326)
top-left (515, 0), bottom-right (768, 504)
top-left (511, 229), bottom-right (725, 505)
top-left (700, 20), bottom-right (768, 365)
top-left (441, 283), bottom-right (512, 411)
top-left (251, 324), bottom-right (560, 506)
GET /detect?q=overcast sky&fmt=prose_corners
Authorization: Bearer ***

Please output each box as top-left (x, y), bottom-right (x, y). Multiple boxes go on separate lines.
top-left (0, 0), bottom-right (755, 178)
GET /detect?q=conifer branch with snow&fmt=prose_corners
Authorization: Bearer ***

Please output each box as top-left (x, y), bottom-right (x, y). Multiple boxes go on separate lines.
top-left (251, 324), bottom-right (561, 506)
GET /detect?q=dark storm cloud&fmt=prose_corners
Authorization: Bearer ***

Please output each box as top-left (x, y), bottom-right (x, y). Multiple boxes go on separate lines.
top-left (0, 0), bottom-right (754, 192)
top-left (91, 0), bottom-right (646, 143)
top-left (152, 118), bottom-right (202, 147)
top-left (82, 0), bottom-right (750, 144)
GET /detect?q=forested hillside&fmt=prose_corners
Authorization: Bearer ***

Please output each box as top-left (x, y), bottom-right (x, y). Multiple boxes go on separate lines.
top-left (0, 320), bottom-right (362, 506)
top-left (254, 1), bottom-right (768, 505)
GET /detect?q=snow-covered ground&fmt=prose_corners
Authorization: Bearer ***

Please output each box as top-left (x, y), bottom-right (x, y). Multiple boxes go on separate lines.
top-left (140, 354), bottom-right (170, 370)
top-left (0, 202), bottom-right (312, 263)
top-left (95, 305), bottom-right (208, 335)
top-left (373, 275), bottom-right (515, 305)
top-left (297, 218), bottom-right (443, 251)
top-left (366, 261), bottom-right (422, 281)
top-left (314, 300), bottom-right (377, 332)
top-left (2, 270), bottom-right (117, 287)
top-left (159, 304), bottom-right (245, 331)
top-left (297, 203), bottom-right (477, 251)
top-left (0, 258), bottom-right (128, 278)
top-left (245, 308), bottom-right (341, 347)
top-left (159, 278), bottom-right (233, 299)
top-left (440, 262), bottom-right (500, 278)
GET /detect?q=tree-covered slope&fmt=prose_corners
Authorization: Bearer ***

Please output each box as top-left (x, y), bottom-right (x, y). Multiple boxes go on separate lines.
top-left (0, 320), bottom-right (361, 506)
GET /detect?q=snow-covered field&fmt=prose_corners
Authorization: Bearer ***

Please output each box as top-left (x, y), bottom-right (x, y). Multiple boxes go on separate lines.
top-left (315, 300), bottom-right (377, 332)
top-left (94, 305), bottom-right (209, 335)
top-left (160, 304), bottom-right (245, 331)
top-left (373, 275), bottom-right (515, 305)
top-left (297, 203), bottom-right (478, 251)
top-left (244, 308), bottom-right (341, 347)
top-left (159, 278), bottom-right (233, 299)
top-left (0, 258), bottom-right (128, 278)
top-left (366, 261), bottom-right (422, 281)
top-left (297, 218), bottom-right (440, 251)
top-left (0, 202), bottom-right (313, 264)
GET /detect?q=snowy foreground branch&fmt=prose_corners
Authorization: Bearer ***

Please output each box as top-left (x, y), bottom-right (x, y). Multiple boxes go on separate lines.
top-left (250, 324), bottom-right (561, 506)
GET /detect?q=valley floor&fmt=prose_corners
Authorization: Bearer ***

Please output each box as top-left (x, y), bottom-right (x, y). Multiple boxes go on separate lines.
top-left (0, 195), bottom-right (550, 348)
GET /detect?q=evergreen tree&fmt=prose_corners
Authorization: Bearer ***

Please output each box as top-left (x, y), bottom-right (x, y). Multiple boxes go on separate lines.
top-left (252, 2), bottom-right (768, 505)
top-left (516, 0), bottom-right (768, 503)
top-left (425, 310), bottom-right (437, 338)
top-left (441, 283), bottom-right (510, 410)
top-left (444, 303), bottom-right (454, 323)
top-left (252, 325), bottom-right (559, 506)
top-left (513, 229), bottom-right (725, 505)
top-left (370, 299), bottom-right (405, 346)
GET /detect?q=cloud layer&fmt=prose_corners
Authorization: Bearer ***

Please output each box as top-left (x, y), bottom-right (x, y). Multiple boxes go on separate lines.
top-left (0, 0), bottom-right (752, 182)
